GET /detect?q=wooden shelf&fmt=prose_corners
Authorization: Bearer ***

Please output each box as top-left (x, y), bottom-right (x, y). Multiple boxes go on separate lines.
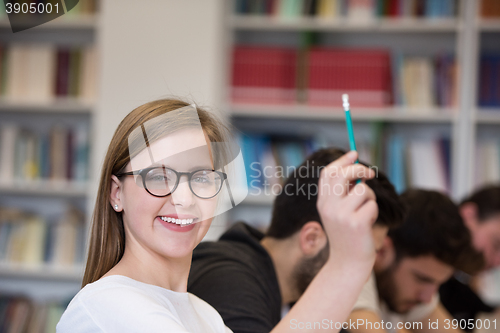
top-left (230, 104), bottom-right (456, 123)
top-left (479, 19), bottom-right (500, 32)
top-left (0, 98), bottom-right (94, 113)
top-left (476, 109), bottom-right (500, 124)
top-left (0, 15), bottom-right (97, 30)
top-left (0, 262), bottom-right (83, 281)
top-left (229, 16), bottom-right (459, 32)
top-left (0, 180), bottom-right (89, 197)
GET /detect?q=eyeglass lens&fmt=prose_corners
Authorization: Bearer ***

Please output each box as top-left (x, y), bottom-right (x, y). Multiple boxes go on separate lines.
top-left (144, 167), bottom-right (222, 198)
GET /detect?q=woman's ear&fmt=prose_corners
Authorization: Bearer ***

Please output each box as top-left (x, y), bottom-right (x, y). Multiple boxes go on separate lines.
top-left (110, 175), bottom-right (123, 212)
top-left (298, 221), bottom-right (328, 257)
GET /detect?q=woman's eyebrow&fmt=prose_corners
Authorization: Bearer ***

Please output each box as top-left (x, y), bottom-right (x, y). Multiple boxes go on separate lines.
top-left (188, 165), bottom-right (214, 171)
top-left (147, 163), bottom-right (214, 171)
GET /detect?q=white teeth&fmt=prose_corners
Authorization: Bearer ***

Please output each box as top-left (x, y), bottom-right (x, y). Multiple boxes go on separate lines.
top-left (160, 217), bottom-right (194, 225)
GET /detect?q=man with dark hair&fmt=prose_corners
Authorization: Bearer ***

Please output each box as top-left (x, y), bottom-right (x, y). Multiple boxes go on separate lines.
top-left (348, 189), bottom-right (484, 333)
top-left (188, 148), bottom-right (406, 333)
top-left (440, 185), bottom-right (500, 330)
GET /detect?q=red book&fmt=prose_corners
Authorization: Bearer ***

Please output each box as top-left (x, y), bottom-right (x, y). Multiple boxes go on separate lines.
top-left (307, 48), bottom-right (392, 107)
top-left (388, 0), bottom-right (399, 17)
top-left (55, 49), bottom-right (70, 97)
top-left (232, 46), bottom-right (297, 104)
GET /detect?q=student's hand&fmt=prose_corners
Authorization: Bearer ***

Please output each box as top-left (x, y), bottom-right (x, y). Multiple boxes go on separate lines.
top-left (317, 151), bottom-right (378, 271)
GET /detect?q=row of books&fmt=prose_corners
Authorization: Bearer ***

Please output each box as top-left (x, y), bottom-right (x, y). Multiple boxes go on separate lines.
top-left (0, 295), bottom-right (66, 333)
top-left (384, 134), bottom-right (451, 194)
top-left (234, 0), bottom-right (458, 19)
top-left (0, 123), bottom-right (89, 184)
top-left (0, 206), bottom-right (85, 267)
top-left (0, 0), bottom-right (98, 17)
top-left (231, 46), bottom-right (457, 109)
top-left (0, 45), bottom-right (97, 103)
top-left (238, 134), bottom-right (319, 190)
top-left (475, 140), bottom-right (500, 187)
top-left (479, 55), bottom-right (500, 107)
top-left (397, 54), bottom-right (457, 109)
top-left (238, 131), bottom-right (452, 195)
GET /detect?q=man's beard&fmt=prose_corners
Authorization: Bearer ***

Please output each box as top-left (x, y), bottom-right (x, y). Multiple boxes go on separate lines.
top-left (375, 262), bottom-right (420, 314)
top-left (291, 245), bottom-right (330, 300)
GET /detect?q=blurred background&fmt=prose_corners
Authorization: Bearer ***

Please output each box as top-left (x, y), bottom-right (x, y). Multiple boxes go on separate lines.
top-left (0, 0), bottom-right (499, 331)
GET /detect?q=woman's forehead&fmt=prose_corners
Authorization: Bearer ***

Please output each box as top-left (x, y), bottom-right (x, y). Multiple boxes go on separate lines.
top-left (130, 128), bottom-right (212, 170)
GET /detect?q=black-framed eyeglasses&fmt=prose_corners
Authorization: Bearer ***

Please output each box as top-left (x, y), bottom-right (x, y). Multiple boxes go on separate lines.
top-left (116, 167), bottom-right (227, 199)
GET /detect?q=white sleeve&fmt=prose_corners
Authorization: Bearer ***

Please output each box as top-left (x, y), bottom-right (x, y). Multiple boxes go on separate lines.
top-left (352, 272), bottom-right (381, 315)
top-left (58, 288), bottom-right (189, 333)
top-left (404, 293), bottom-right (440, 322)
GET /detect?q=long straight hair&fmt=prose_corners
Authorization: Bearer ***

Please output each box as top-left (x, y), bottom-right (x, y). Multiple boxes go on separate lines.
top-left (82, 99), bottom-right (228, 287)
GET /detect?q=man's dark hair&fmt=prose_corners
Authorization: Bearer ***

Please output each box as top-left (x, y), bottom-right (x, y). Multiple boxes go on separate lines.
top-left (266, 147), bottom-right (406, 239)
top-left (390, 189), bottom-right (484, 275)
top-left (460, 185), bottom-right (500, 222)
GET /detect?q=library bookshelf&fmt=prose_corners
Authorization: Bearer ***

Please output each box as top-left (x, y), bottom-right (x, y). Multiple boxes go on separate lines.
top-left (0, 2), bottom-right (98, 330)
top-left (224, 0), bottom-right (500, 226)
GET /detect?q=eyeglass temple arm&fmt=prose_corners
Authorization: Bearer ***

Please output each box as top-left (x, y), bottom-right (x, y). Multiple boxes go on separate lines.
top-left (221, 166), bottom-right (235, 208)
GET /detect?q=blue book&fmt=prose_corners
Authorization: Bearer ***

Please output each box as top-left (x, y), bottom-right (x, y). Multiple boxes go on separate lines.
top-left (254, 135), bottom-right (272, 186)
top-left (240, 134), bottom-right (261, 189)
top-left (386, 134), bottom-right (406, 194)
top-left (235, 0), bottom-right (248, 14)
top-left (479, 55), bottom-right (500, 107)
top-left (0, 222), bottom-right (12, 261)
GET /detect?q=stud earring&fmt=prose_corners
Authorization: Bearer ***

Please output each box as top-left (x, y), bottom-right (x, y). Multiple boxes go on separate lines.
top-left (114, 204), bottom-right (119, 211)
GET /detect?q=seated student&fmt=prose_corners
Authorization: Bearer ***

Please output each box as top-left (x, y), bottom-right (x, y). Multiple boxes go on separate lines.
top-left (57, 100), bottom-right (380, 333)
top-left (440, 185), bottom-right (500, 330)
top-left (188, 147), bottom-right (406, 333)
top-left (348, 189), bottom-right (484, 333)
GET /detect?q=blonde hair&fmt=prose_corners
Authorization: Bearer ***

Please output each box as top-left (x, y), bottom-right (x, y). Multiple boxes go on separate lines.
top-left (82, 99), bottom-right (228, 287)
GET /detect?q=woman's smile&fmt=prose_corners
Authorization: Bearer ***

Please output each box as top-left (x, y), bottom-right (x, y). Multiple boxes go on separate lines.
top-left (157, 214), bottom-right (199, 232)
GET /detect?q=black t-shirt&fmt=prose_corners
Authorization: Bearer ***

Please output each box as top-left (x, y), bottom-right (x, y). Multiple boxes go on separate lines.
top-left (439, 275), bottom-right (495, 332)
top-left (188, 222), bottom-right (282, 333)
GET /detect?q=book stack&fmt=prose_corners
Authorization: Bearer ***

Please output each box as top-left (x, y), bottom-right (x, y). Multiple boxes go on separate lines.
top-left (232, 46), bottom-right (297, 104)
top-left (0, 123), bottom-right (89, 185)
top-left (234, 0), bottom-right (457, 19)
top-left (237, 129), bottom-right (451, 195)
top-left (0, 295), bottom-right (68, 333)
top-left (478, 55), bottom-right (500, 108)
top-left (307, 48), bottom-right (392, 107)
top-left (481, 0), bottom-right (500, 18)
top-left (238, 133), bottom-right (318, 192)
top-left (385, 134), bottom-right (451, 194)
top-left (231, 45), bottom-right (457, 111)
top-left (395, 54), bottom-right (457, 109)
top-left (1, 44), bottom-right (97, 103)
top-left (475, 140), bottom-right (500, 187)
top-left (0, 206), bottom-right (85, 268)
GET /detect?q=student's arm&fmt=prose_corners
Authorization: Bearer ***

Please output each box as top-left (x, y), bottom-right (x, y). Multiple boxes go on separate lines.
top-left (410, 303), bottom-right (464, 333)
top-left (348, 310), bottom-right (390, 333)
top-left (348, 310), bottom-right (411, 333)
top-left (271, 151), bottom-right (378, 333)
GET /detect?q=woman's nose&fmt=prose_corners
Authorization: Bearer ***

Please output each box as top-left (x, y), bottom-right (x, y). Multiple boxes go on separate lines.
top-left (171, 176), bottom-right (195, 207)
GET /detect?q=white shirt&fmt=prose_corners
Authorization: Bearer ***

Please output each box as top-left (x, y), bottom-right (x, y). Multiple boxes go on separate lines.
top-left (57, 275), bottom-right (232, 333)
top-left (353, 273), bottom-right (439, 333)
